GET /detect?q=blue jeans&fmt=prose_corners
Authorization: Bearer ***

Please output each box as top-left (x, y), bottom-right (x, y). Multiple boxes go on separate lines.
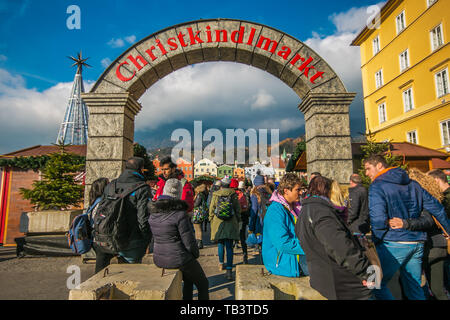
top-left (374, 241), bottom-right (425, 300)
top-left (218, 239), bottom-right (234, 270)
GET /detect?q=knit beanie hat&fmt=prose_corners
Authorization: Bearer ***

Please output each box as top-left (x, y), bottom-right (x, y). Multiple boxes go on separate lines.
top-left (253, 175), bottom-right (264, 186)
top-left (238, 181), bottom-right (245, 189)
top-left (230, 179), bottom-right (239, 189)
top-left (162, 178), bottom-right (182, 199)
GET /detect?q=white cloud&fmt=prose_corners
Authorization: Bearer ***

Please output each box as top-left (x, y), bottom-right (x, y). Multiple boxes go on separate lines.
top-left (136, 62), bottom-right (301, 133)
top-left (0, 68), bottom-right (93, 154)
top-left (107, 35), bottom-right (137, 48)
top-left (329, 2), bottom-right (386, 34)
top-left (101, 58), bottom-right (112, 68)
top-left (107, 38), bottom-right (125, 48)
top-left (0, 54), bottom-right (7, 62)
top-left (303, 3), bottom-right (387, 134)
top-left (125, 35), bottom-right (136, 44)
top-left (249, 89), bottom-right (276, 110)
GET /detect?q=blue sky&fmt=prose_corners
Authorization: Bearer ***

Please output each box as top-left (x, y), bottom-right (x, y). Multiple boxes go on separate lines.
top-left (0, 0), bottom-right (384, 153)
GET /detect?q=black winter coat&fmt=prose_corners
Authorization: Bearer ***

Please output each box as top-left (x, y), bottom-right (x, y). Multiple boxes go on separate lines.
top-left (403, 209), bottom-right (448, 248)
top-left (103, 169), bottom-right (152, 247)
top-left (148, 197), bottom-right (199, 269)
top-left (347, 184), bottom-right (370, 234)
top-left (296, 196), bottom-right (372, 300)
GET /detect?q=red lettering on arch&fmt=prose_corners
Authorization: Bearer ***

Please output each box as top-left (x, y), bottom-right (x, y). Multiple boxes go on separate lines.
top-left (116, 61), bottom-right (136, 82)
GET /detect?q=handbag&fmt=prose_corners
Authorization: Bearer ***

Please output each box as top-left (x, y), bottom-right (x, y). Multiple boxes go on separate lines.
top-left (356, 234), bottom-right (383, 280)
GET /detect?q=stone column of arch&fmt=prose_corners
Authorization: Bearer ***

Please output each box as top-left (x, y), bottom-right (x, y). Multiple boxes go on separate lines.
top-left (81, 92), bottom-right (141, 206)
top-left (299, 92), bottom-right (356, 184)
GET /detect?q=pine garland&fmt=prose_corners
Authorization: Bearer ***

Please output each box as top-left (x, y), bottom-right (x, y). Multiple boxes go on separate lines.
top-left (0, 154), bottom-right (85, 171)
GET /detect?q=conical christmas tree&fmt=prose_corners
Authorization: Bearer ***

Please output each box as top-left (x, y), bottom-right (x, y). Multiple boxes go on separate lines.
top-left (56, 52), bottom-right (90, 145)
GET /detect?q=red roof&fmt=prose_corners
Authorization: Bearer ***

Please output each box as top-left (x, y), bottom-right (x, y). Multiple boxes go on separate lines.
top-left (431, 158), bottom-right (450, 169)
top-left (352, 142), bottom-right (449, 159)
top-left (271, 157), bottom-right (286, 169)
top-left (2, 145), bottom-right (87, 157)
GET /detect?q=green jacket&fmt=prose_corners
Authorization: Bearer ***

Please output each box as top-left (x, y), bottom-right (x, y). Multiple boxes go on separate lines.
top-left (209, 188), bottom-right (241, 241)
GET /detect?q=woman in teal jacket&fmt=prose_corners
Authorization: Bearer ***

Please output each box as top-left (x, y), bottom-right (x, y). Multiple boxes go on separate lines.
top-left (262, 173), bottom-right (308, 277)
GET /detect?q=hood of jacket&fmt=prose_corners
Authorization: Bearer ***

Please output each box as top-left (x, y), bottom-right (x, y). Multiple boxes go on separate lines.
top-left (213, 187), bottom-right (236, 197)
top-left (374, 167), bottom-right (410, 185)
top-left (301, 195), bottom-right (335, 210)
top-left (149, 197), bottom-right (188, 214)
top-left (269, 190), bottom-right (302, 218)
top-left (117, 169), bottom-right (146, 183)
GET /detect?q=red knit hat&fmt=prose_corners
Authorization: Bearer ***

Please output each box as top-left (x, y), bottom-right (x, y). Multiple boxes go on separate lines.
top-left (230, 179), bottom-right (239, 188)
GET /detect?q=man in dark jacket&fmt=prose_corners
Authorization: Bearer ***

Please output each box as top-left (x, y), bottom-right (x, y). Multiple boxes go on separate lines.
top-left (93, 157), bottom-right (152, 273)
top-left (364, 155), bottom-right (450, 300)
top-left (347, 173), bottom-right (370, 234)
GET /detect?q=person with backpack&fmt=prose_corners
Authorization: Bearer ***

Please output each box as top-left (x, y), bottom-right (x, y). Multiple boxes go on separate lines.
top-left (209, 177), bottom-right (241, 280)
top-left (149, 179), bottom-right (209, 300)
top-left (235, 180), bottom-right (251, 264)
top-left (67, 177), bottom-right (109, 259)
top-left (92, 157), bottom-right (152, 273)
top-left (192, 184), bottom-right (208, 249)
top-left (262, 173), bottom-right (308, 278)
top-left (207, 180), bottom-right (222, 208)
top-left (248, 175), bottom-right (272, 249)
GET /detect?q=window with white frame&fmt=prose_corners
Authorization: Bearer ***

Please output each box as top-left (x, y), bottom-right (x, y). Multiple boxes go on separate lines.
top-left (441, 119), bottom-right (450, 146)
top-left (378, 103), bottom-right (387, 123)
top-left (403, 88), bottom-right (414, 112)
top-left (396, 11), bottom-right (406, 34)
top-left (407, 130), bottom-right (418, 144)
top-left (375, 69), bottom-right (383, 89)
top-left (427, 0), bottom-right (437, 7)
top-left (430, 24), bottom-right (444, 51)
top-left (399, 49), bottom-right (409, 72)
top-left (435, 68), bottom-right (449, 97)
top-left (373, 36), bottom-right (380, 55)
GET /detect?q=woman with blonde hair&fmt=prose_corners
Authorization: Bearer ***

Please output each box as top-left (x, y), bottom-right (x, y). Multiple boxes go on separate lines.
top-left (330, 180), bottom-right (349, 223)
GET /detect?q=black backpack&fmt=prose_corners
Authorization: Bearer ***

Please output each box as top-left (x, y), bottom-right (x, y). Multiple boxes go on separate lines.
top-left (214, 194), bottom-right (235, 221)
top-left (92, 180), bottom-right (147, 255)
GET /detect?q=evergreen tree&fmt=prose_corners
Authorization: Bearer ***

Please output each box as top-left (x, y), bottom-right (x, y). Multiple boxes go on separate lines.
top-left (133, 143), bottom-right (156, 180)
top-left (358, 130), bottom-right (406, 186)
top-left (19, 142), bottom-right (85, 210)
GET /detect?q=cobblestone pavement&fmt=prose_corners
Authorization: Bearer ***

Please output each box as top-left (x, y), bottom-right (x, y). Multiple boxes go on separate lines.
top-left (0, 225), bottom-right (261, 300)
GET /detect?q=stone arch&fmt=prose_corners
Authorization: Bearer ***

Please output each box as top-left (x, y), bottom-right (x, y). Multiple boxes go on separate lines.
top-left (82, 19), bottom-right (356, 198)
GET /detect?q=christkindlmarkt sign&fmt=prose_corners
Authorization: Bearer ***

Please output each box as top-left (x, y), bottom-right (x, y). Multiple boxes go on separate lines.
top-left (114, 24), bottom-right (325, 85)
top-left (82, 19), bottom-right (356, 201)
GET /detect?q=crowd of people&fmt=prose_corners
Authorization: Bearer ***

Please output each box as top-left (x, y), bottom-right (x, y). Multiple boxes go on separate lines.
top-left (85, 155), bottom-right (450, 300)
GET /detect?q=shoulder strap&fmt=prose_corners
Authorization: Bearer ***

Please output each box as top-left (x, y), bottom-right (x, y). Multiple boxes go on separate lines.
top-left (432, 216), bottom-right (450, 238)
top-left (119, 182), bottom-right (148, 199)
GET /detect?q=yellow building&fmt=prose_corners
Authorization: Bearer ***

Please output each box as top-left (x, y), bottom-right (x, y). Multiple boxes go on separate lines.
top-left (352, 0), bottom-right (450, 155)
